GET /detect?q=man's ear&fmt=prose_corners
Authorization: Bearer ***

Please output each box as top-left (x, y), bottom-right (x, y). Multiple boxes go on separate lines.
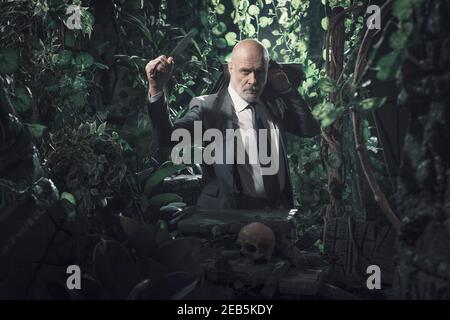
top-left (228, 61), bottom-right (233, 74)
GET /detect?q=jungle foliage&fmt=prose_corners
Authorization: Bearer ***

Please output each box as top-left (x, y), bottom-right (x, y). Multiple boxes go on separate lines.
top-left (0, 0), bottom-right (424, 298)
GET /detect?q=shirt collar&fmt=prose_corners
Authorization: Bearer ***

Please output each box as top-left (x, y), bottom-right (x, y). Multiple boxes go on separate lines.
top-left (228, 84), bottom-right (255, 113)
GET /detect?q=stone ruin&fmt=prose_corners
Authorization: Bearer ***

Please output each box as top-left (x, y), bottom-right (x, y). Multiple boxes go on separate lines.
top-left (161, 173), bottom-right (397, 299)
top-left (172, 206), bottom-right (358, 299)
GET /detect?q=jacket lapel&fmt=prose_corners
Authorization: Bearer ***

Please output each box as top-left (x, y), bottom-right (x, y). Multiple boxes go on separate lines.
top-left (209, 91), bottom-right (294, 208)
top-left (210, 90), bottom-right (239, 207)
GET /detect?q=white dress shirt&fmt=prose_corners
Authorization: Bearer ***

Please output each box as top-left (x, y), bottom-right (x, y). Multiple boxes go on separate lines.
top-left (228, 85), bottom-right (285, 198)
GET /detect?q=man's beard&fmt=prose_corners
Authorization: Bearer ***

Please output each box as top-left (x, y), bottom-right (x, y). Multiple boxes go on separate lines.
top-left (241, 87), bottom-right (261, 102)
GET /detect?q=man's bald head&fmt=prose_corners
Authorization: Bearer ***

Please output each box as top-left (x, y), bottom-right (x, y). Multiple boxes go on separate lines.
top-left (231, 39), bottom-right (269, 64)
top-left (228, 39), bottom-right (269, 102)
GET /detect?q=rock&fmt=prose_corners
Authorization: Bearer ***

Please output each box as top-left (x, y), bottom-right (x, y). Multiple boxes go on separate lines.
top-left (261, 261), bottom-right (291, 299)
top-left (204, 258), bottom-right (276, 287)
top-left (162, 174), bottom-right (202, 206)
top-left (318, 283), bottom-right (359, 300)
top-left (291, 248), bottom-right (327, 269)
top-left (178, 208), bottom-right (298, 242)
top-left (220, 250), bottom-right (240, 260)
top-left (278, 268), bottom-right (325, 296)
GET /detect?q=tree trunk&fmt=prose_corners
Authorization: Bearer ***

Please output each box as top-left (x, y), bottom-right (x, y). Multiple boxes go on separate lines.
top-left (393, 0), bottom-right (450, 299)
top-left (323, 7), bottom-right (345, 241)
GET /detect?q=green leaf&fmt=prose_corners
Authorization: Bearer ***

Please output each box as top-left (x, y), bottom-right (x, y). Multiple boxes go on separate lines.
top-left (74, 52), bottom-right (94, 69)
top-left (200, 10), bottom-right (209, 25)
top-left (259, 16), bottom-right (272, 28)
top-left (261, 39), bottom-right (271, 48)
top-left (73, 75), bottom-right (87, 90)
top-left (216, 3), bottom-right (225, 14)
top-left (291, 0), bottom-right (301, 10)
top-left (320, 108), bottom-right (344, 128)
top-left (367, 136), bottom-right (379, 154)
top-left (279, 11), bottom-right (289, 25)
top-left (61, 192), bottom-right (76, 205)
top-left (64, 31), bottom-right (76, 47)
top-left (244, 23), bottom-right (256, 36)
top-left (97, 122), bottom-right (107, 134)
top-left (159, 205), bottom-right (182, 213)
top-left (160, 202), bottom-right (186, 212)
top-left (212, 22), bottom-right (227, 36)
top-left (392, 0), bottom-right (414, 19)
top-left (184, 87), bottom-right (196, 98)
top-left (376, 51), bottom-right (401, 81)
top-left (78, 123), bottom-right (89, 137)
top-left (389, 22), bottom-right (413, 51)
top-left (147, 193), bottom-right (183, 207)
top-left (69, 93), bottom-right (87, 107)
top-left (361, 97), bottom-right (387, 111)
top-left (312, 103), bottom-right (344, 128)
top-left (312, 102), bottom-right (333, 118)
top-left (248, 4), bottom-right (260, 16)
top-left (26, 123), bottom-right (47, 138)
top-left (144, 164), bottom-right (186, 194)
top-left (0, 48), bottom-right (19, 74)
top-left (362, 119), bottom-right (371, 141)
top-left (317, 78), bottom-right (337, 93)
top-left (90, 121), bottom-right (97, 134)
top-left (314, 239), bottom-right (324, 254)
top-left (57, 50), bottom-right (73, 66)
top-left (321, 17), bottom-right (329, 30)
top-left (322, 48), bottom-right (329, 61)
top-left (225, 32), bottom-right (237, 46)
top-left (12, 86), bottom-right (32, 112)
top-left (81, 9), bottom-right (95, 36)
top-left (214, 38), bottom-right (227, 49)
top-left (93, 62), bottom-right (109, 70)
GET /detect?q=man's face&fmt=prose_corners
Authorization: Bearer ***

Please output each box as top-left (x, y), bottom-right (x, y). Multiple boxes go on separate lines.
top-left (228, 51), bottom-right (268, 102)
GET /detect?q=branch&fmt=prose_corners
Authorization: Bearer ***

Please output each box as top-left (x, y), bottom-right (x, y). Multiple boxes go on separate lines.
top-left (351, 108), bottom-right (401, 230)
top-left (325, 6), bottom-right (365, 70)
top-left (350, 0), bottom-right (401, 231)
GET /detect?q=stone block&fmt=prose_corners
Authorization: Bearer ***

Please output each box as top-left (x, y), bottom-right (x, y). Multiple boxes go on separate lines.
top-left (278, 268), bottom-right (325, 296)
top-left (178, 208), bottom-right (298, 243)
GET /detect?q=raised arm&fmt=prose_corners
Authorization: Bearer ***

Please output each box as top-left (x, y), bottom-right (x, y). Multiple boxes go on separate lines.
top-left (145, 56), bottom-right (203, 150)
top-left (267, 67), bottom-right (320, 138)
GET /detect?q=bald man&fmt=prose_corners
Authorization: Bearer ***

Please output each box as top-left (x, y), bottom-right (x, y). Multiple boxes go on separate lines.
top-left (145, 39), bottom-right (320, 209)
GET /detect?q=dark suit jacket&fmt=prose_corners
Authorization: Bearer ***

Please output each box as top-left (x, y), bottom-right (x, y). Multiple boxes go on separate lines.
top-left (147, 85), bottom-right (320, 209)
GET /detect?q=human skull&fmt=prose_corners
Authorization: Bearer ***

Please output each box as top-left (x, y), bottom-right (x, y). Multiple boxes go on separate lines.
top-left (237, 222), bottom-right (275, 263)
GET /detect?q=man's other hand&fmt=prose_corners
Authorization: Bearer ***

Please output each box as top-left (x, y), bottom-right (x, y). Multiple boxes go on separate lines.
top-left (146, 55), bottom-right (174, 97)
top-left (267, 67), bottom-right (291, 93)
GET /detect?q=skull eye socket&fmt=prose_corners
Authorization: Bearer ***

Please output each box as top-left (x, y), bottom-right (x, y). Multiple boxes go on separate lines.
top-left (242, 243), bottom-right (257, 253)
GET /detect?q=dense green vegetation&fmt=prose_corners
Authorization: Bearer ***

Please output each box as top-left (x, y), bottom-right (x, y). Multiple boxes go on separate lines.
top-left (0, 0), bottom-right (428, 298)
